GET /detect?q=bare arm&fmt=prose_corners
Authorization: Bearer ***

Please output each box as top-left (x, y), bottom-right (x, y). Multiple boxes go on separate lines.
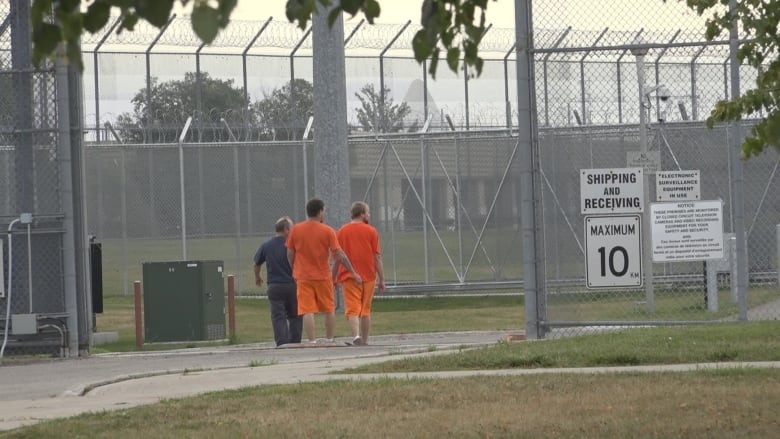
top-left (253, 264), bottom-right (264, 287)
top-left (286, 248), bottom-right (295, 271)
top-left (331, 257), bottom-right (340, 284)
top-left (374, 253), bottom-right (385, 293)
top-left (334, 249), bottom-right (362, 285)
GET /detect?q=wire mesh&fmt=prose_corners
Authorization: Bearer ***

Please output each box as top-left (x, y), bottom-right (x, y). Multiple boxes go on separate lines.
top-left (3, 3), bottom-right (780, 348)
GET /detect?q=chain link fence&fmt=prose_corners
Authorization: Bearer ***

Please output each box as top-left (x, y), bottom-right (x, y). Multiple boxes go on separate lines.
top-left (1, 1), bottom-right (75, 356)
top-left (3, 1), bottom-right (779, 350)
top-left (532, 0), bottom-right (779, 336)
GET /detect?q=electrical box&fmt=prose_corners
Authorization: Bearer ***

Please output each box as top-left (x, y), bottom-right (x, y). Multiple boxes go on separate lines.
top-left (11, 314), bottom-right (38, 335)
top-left (142, 260), bottom-right (226, 343)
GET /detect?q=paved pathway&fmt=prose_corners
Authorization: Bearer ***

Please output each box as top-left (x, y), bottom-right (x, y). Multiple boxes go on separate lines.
top-left (1, 330), bottom-right (778, 432)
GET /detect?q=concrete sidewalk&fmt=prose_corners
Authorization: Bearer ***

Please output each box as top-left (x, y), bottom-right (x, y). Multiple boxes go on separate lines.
top-left (0, 331), bottom-right (512, 431)
top-left (1, 330), bottom-right (779, 432)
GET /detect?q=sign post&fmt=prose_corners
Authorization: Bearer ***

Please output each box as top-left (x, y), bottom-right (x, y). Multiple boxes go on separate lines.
top-left (585, 215), bottom-right (643, 288)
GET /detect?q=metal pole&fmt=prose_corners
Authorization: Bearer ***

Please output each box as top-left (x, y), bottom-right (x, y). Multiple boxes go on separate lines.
top-left (145, 16), bottom-right (175, 143)
top-left (776, 224), bottom-right (780, 287)
top-left (634, 52), bottom-right (655, 313)
top-left (464, 63), bottom-right (470, 130)
top-left (421, 136), bottom-right (430, 283)
top-left (134, 280), bottom-right (143, 349)
top-left (92, 18), bottom-right (120, 141)
top-left (178, 116), bottom-right (193, 260)
top-left (690, 45), bottom-right (706, 121)
top-left (242, 18), bottom-right (272, 104)
top-left (653, 30), bottom-right (681, 120)
top-left (289, 27), bottom-right (312, 141)
top-left (195, 41), bottom-right (206, 139)
top-left (616, 30), bottom-right (643, 124)
top-left (423, 59), bottom-right (429, 122)
top-left (344, 18), bottom-right (364, 45)
top-left (542, 27), bottom-right (571, 127)
top-left (380, 21), bottom-right (411, 133)
top-left (504, 43), bottom-right (516, 129)
top-left (463, 24), bottom-right (491, 130)
top-left (516, 0), bottom-right (544, 339)
top-left (579, 28), bottom-right (609, 125)
top-left (121, 149), bottom-right (128, 296)
top-left (728, 0), bottom-right (748, 320)
top-left (55, 43), bottom-right (81, 354)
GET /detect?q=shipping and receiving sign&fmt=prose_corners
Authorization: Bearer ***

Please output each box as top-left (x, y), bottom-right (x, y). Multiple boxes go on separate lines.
top-left (650, 200), bottom-right (724, 262)
top-left (584, 215), bottom-right (643, 289)
top-left (656, 170), bottom-right (700, 201)
top-left (580, 168), bottom-right (644, 214)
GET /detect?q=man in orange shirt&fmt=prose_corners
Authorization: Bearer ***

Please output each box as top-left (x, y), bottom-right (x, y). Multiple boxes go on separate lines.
top-left (286, 198), bottom-right (362, 344)
top-left (333, 201), bottom-right (385, 346)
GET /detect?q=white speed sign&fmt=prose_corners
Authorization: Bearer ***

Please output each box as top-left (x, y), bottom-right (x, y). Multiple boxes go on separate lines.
top-left (584, 215), bottom-right (643, 289)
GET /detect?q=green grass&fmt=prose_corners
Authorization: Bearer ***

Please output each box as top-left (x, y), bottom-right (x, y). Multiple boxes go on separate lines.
top-left (546, 285), bottom-right (780, 321)
top-left (5, 324), bottom-right (780, 438)
top-left (344, 321), bottom-right (780, 373)
top-left (94, 284), bottom-right (780, 353)
top-left (93, 295), bottom-right (524, 352)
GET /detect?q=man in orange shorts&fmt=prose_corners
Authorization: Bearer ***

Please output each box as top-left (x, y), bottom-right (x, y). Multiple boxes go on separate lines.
top-left (333, 201), bottom-right (385, 346)
top-left (286, 198), bottom-right (362, 344)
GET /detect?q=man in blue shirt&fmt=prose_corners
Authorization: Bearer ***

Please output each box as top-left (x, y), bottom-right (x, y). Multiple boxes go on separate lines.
top-left (254, 216), bottom-right (302, 346)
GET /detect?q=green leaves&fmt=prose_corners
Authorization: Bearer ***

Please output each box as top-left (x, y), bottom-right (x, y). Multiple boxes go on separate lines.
top-left (681, 0), bottom-right (780, 159)
top-left (192, 5), bottom-right (221, 43)
top-left (31, 22), bottom-right (60, 67)
top-left (83, 2), bottom-right (111, 33)
top-left (285, 0), bottom-right (494, 78)
top-left (30, 0), bottom-right (236, 71)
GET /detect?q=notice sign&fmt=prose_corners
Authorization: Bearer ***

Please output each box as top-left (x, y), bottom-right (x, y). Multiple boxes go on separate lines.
top-left (656, 170), bottom-right (700, 201)
top-left (580, 168), bottom-right (644, 214)
top-left (585, 215), bottom-right (642, 289)
top-left (651, 200), bottom-right (724, 262)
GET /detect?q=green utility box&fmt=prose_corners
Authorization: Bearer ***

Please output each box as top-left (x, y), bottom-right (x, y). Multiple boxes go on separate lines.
top-left (142, 260), bottom-right (226, 342)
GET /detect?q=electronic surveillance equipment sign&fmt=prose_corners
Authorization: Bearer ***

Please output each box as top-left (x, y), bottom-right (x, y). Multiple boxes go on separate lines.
top-left (585, 215), bottom-right (643, 289)
top-left (580, 168), bottom-right (644, 214)
top-left (650, 200), bottom-right (724, 262)
top-left (656, 170), bottom-right (700, 201)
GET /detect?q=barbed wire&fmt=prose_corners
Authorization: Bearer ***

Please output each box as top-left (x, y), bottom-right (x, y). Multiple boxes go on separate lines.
top-left (65, 15), bottom-right (732, 60)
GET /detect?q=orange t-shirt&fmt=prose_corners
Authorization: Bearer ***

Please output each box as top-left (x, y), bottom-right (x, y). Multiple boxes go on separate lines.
top-left (286, 220), bottom-right (341, 280)
top-left (336, 221), bottom-right (381, 283)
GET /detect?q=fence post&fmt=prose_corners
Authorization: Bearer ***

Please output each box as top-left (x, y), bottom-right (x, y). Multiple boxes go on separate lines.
top-left (134, 280), bottom-right (143, 349)
top-left (227, 275), bottom-right (236, 339)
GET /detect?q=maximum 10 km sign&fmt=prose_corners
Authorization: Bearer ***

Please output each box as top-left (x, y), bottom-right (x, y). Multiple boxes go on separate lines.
top-left (585, 215), bottom-right (643, 289)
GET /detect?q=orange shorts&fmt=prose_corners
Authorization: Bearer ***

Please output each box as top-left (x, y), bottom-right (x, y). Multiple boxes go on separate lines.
top-left (296, 279), bottom-right (335, 314)
top-left (342, 279), bottom-right (376, 317)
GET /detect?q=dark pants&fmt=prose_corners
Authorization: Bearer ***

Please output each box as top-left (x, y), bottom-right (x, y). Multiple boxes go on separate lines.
top-left (267, 283), bottom-right (302, 346)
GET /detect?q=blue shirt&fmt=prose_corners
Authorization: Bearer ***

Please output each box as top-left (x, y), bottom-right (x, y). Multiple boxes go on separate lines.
top-left (253, 235), bottom-right (295, 284)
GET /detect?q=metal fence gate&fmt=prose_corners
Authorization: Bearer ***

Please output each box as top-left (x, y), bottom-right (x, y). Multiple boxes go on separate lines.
top-left (1, 0), bottom-right (89, 358)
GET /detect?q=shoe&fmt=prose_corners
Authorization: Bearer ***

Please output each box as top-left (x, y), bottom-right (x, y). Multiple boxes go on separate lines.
top-left (352, 336), bottom-right (363, 346)
top-left (315, 338), bottom-right (335, 344)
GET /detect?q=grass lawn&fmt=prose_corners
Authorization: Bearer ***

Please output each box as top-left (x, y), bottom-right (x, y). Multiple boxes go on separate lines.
top-left (94, 285), bottom-right (779, 352)
top-left (93, 295), bottom-right (525, 352)
top-left (5, 322), bottom-right (780, 438)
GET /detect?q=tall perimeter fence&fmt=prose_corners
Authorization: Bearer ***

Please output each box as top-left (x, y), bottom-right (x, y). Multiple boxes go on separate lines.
top-left (2, 1), bottom-right (779, 351)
